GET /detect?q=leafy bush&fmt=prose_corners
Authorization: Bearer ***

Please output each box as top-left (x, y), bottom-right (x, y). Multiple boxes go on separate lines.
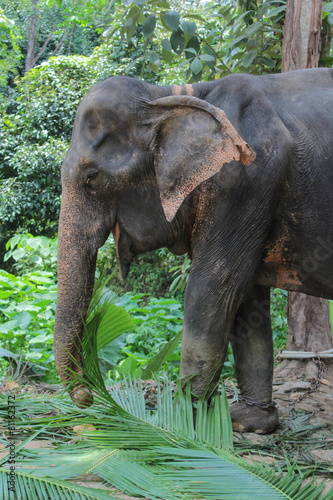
top-left (0, 269), bottom-right (56, 374)
top-left (0, 138), bottom-right (66, 236)
top-left (4, 233), bottom-right (58, 275)
top-left (114, 294), bottom-right (183, 379)
top-left (270, 288), bottom-right (288, 352)
top-left (0, 234), bottom-right (59, 379)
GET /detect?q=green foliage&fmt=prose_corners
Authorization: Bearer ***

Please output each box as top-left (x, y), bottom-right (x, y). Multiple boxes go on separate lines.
top-left (271, 288), bottom-right (288, 352)
top-left (0, 268), bottom-right (56, 365)
top-left (169, 255), bottom-right (191, 293)
top-left (0, 0), bottom-right (110, 85)
top-left (0, 55), bottom-right (93, 238)
top-left (97, 0), bottom-right (286, 81)
top-left (4, 232), bottom-right (58, 274)
top-left (0, 234), bottom-right (58, 378)
top-left (323, 1), bottom-right (333, 24)
top-left (113, 295), bottom-right (183, 379)
top-left (0, 7), bottom-right (22, 88)
top-left (0, 137), bottom-right (66, 235)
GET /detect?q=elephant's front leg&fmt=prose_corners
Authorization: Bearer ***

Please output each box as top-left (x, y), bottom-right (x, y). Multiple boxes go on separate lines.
top-left (230, 285), bottom-right (279, 433)
top-left (179, 267), bottom-right (235, 400)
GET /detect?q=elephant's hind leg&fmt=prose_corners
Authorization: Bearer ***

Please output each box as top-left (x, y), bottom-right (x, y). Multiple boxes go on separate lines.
top-left (230, 285), bottom-right (279, 434)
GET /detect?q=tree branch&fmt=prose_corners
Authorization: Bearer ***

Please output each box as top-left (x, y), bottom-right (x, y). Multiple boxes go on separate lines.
top-left (32, 27), bottom-right (58, 67)
top-left (197, 34), bottom-right (232, 74)
top-left (50, 29), bottom-right (68, 57)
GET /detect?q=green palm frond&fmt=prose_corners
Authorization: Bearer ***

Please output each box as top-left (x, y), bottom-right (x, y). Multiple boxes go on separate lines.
top-left (3, 277), bottom-right (331, 500)
top-left (84, 271), bottom-right (134, 351)
top-left (0, 467), bottom-right (119, 500)
top-left (8, 380), bottom-right (332, 500)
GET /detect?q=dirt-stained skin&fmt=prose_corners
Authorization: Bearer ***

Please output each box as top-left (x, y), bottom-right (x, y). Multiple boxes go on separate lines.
top-left (55, 68), bottom-right (333, 432)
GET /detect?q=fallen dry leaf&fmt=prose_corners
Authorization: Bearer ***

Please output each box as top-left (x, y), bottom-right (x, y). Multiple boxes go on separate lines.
top-left (4, 381), bottom-right (19, 391)
top-left (73, 425), bottom-right (96, 434)
top-left (320, 379), bottom-right (331, 386)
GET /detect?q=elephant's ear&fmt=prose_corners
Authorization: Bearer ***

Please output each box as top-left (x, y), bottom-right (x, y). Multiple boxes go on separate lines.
top-left (149, 95), bottom-right (256, 222)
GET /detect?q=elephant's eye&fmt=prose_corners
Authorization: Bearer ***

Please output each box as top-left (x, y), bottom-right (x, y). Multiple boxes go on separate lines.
top-left (86, 170), bottom-right (99, 184)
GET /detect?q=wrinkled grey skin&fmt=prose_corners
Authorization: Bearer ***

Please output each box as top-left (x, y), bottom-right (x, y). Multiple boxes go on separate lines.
top-left (55, 68), bottom-right (333, 434)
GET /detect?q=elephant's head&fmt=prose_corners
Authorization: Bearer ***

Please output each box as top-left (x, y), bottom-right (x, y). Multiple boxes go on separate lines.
top-left (54, 76), bottom-right (255, 406)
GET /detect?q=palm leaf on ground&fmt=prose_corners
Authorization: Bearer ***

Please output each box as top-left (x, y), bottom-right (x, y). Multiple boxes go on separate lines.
top-left (1, 277), bottom-right (332, 499)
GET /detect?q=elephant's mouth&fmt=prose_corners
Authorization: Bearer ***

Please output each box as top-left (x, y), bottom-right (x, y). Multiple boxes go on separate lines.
top-left (111, 222), bottom-right (120, 258)
top-left (111, 221), bottom-right (134, 279)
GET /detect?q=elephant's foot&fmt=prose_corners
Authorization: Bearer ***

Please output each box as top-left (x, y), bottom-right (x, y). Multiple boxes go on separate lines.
top-left (230, 402), bottom-right (279, 434)
top-left (70, 385), bottom-right (94, 408)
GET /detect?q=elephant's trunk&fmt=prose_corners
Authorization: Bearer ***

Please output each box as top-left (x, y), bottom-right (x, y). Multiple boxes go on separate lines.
top-left (54, 183), bottom-right (102, 407)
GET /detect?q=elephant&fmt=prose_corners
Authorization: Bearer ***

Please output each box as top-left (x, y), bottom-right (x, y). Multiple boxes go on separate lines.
top-left (54, 67), bottom-right (333, 434)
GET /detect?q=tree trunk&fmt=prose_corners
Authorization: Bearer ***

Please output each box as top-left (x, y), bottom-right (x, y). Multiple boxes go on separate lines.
top-left (282, 0), bottom-right (323, 71)
top-left (25, 0), bottom-right (38, 73)
top-left (276, 0), bottom-right (333, 384)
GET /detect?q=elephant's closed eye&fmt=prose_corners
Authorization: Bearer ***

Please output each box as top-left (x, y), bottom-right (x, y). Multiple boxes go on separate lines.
top-left (86, 170), bottom-right (99, 184)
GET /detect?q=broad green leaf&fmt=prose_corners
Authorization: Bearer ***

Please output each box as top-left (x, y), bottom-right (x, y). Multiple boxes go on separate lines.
top-left (190, 57), bottom-right (203, 75)
top-left (245, 22), bottom-right (262, 36)
top-left (0, 320), bottom-right (18, 334)
top-left (149, 50), bottom-right (161, 73)
top-left (323, 1), bottom-right (333, 13)
top-left (162, 48), bottom-right (173, 64)
top-left (16, 311), bottom-right (32, 329)
top-left (227, 35), bottom-right (248, 48)
top-left (261, 56), bottom-right (276, 68)
top-left (170, 29), bottom-right (185, 55)
top-left (183, 13), bottom-right (206, 22)
top-left (98, 335), bottom-right (126, 378)
top-left (11, 247), bottom-right (25, 261)
top-left (125, 14), bottom-right (139, 40)
top-left (141, 331), bottom-right (182, 379)
top-left (96, 303), bottom-right (134, 351)
top-left (267, 5), bottom-right (287, 17)
top-left (199, 54), bottom-right (215, 62)
top-left (161, 38), bottom-right (172, 51)
top-left (28, 275), bottom-right (54, 284)
top-left (0, 347), bottom-right (18, 359)
top-left (186, 35), bottom-right (200, 54)
top-left (242, 50), bottom-right (257, 68)
top-left (149, 51), bottom-right (160, 65)
top-left (184, 47), bottom-right (198, 56)
top-left (164, 11), bottom-right (180, 31)
top-left (181, 21), bottom-right (197, 37)
top-left (143, 14), bottom-right (156, 37)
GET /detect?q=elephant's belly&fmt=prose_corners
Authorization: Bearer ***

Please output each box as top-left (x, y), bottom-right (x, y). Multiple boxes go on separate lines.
top-left (255, 256), bottom-right (333, 300)
top-left (255, 261), bottom-right (303, 291)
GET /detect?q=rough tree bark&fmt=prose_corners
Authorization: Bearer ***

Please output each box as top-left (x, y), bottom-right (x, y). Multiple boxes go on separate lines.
top-left (25, 0), bottom-right (39, 73)
top-left (281, 0), bottom-right (323, 71)
top-left (276, 0), bottom-right (333, 384)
